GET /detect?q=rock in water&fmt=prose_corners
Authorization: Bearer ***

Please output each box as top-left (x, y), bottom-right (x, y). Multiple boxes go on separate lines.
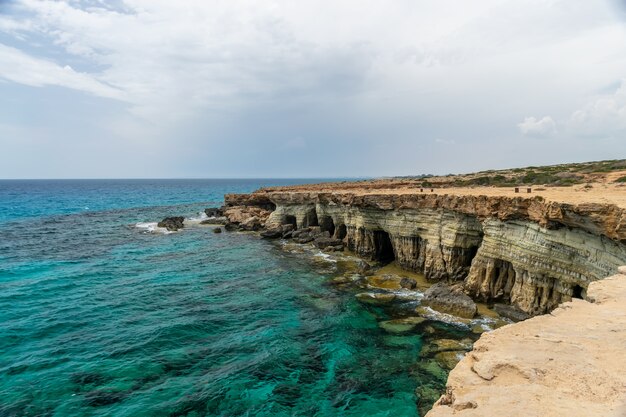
top-left (260, 228), bottom-right (283, 239)
top-left (204, 207), bottom-right (223, 217)
top-left (213, 227), bottom-right (222, 234)
top-left (355, 292), bottom-right (397, 305)
top-left (493, 303), bottom-right (530, 322)
top-left (422, 282), bottom-right (477, 318)
top-left (157, 216), bottom-right (185, 231)
top-left (314, 237), bottom-right (344, 250)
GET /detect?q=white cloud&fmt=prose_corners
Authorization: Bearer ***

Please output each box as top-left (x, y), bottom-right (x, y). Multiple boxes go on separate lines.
top-left (1, 0), bottom-right (626, 177)
top-left (0, 43), bottom-right (125, 100)
top-left (517, 116), bottom-right (557, 137)
top-left (568, 80), bottom-right (626, 136)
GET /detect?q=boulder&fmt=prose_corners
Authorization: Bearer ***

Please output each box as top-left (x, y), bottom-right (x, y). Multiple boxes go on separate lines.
top-left (493, 303), bottom-right (530, 322)
top-left (204, 207), bottom-right (223, 217)
top-left (400, 277), bottom-right (418, 290)
top-left (157, 216), bottom-right (185, 231)
top-left (356, 260), bottom-right (372, 274)
top-left (292, 228), bottom-right (311, 238)
top-left (224, 222), bottom-right (239, 231)
top-left (294, 234), bottom-right (315, 244)
top-left (260, 228), bottom-right (283, 239)
top-left (422, 282), bottom-right (477, 319)
top-left (213, 227), bottom-right (222, 234)
top-left (314, 237), bottom-right (344, 250)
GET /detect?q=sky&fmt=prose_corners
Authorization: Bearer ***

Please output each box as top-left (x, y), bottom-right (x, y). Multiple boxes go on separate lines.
top-left (1, 0), bottom-right (626, 179)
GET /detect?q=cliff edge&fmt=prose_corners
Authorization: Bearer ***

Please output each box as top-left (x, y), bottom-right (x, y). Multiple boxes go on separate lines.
top-left (425, 267), bottom-right (626, 417)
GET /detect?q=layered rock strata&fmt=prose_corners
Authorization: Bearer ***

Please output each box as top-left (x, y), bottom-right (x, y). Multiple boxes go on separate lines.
top-left (224, 192), bottom-right (626, 315)
top-left (425, 270), bottom-right (626, 417)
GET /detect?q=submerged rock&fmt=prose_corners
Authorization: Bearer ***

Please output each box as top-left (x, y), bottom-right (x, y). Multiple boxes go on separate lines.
top-left (355, 292), bottom-right (397, 305)
top-left (422, 283), bottom-right (477, 319)
top-left (365, 274), bottom-right (417, 291)
top-left (379, 317), bottom-right (426, 333)
top-left (157, 216), bottom-right (185, 231)
top-left (434, 351), bottom-right (465, 370)
top-left (213, 227), bottom-right (222, 234)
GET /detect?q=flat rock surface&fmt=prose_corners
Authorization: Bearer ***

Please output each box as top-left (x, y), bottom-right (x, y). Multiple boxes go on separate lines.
top-left (426, 272), bottom-right (626, 417)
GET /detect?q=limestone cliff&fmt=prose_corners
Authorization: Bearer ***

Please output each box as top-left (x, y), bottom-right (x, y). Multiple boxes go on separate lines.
top-left (425, 269), bottom-right (626, 417)
top-left (224, 191), bottom-right (626, 315)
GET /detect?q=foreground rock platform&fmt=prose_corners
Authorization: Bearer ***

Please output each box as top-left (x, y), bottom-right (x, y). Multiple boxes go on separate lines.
top-left (426, 269), bottom-right (626, 417)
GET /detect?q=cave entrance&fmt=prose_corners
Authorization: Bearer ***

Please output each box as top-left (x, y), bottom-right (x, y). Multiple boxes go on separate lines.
top-left (319, 216), bottom-right (335, 237)
top-left (336, 224), bottom-right (347, 240)
top-left (302, 208), bottom-right (318, 228)
top-left (373, 230), bottom-right (395, 264)
top-left (572, 285), bottom-right (584, 299)
top-left (283, 215), bottom-right (297, 229)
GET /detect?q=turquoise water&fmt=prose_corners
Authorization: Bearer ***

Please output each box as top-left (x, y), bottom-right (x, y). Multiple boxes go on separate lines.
top-left (0, 180), bottom-right (458, 417)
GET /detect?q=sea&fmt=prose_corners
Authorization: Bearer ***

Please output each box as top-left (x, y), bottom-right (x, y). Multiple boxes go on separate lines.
top-left (0, 179), bottom-right (476, 417)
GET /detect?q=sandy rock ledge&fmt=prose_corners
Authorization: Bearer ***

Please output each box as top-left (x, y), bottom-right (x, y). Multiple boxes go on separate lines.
top-left (425, 269), bottom-right (626, 417)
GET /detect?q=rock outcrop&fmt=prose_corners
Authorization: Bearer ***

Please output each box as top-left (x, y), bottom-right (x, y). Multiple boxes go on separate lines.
top-left (157, 216), bottom-right (185, 231)
top-left (422, 283), bottom-right (478, 319)
top-left (425, 269), bottom-right (626, 417)
top-left (225, 191), bottom-right (626, 316)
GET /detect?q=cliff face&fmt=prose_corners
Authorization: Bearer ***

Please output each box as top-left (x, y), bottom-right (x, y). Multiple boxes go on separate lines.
top-left (425, 270), bottom-right (626, 417)
top-left (224, 192), bottom-right (626, 316)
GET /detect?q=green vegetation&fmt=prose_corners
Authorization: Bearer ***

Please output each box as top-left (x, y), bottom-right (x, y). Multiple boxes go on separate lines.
top-left (616, 176), bottom-right (626, 183)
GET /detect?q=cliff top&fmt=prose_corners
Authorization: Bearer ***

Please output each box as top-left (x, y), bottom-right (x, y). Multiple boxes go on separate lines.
top-left (255, 160), bottom-right (626, 209)
top-left (425, 269), bottom-right (626, 417)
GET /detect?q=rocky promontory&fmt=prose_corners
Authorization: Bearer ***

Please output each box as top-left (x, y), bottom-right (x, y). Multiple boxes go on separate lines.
top-left (222, 183), bottom-right (626, 317)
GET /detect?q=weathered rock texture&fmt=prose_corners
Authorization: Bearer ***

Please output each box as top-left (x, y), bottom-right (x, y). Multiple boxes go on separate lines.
top-left (225, 191), bottom-right (626, 315)
top-left (425, 270), bottom-right (626, 417)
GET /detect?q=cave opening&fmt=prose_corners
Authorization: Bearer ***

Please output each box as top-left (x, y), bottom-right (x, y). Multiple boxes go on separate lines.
top-left (336, 224), bottom-right (347, 240)
top-left (319, 216), bottom-right (335, 237)
top-left (572, 285), bottom-right (584, 299)
top-left (283, 215), bottom-right (297, 229)
top-left (302, 209), bottom-right (318, 228)
top-left (373, 230), bottom-right (395, 264)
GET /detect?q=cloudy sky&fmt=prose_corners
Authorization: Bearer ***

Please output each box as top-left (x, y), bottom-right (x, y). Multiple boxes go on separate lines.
top-left (1, 0), bottom-right (625, 178)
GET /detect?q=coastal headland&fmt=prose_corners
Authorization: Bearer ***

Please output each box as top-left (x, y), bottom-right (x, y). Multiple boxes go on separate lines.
top-left (198, 160), bottom-right (626, 415)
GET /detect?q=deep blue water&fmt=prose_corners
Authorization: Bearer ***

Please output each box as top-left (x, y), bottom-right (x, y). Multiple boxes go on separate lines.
top-left (0, 180), bottom-right (456, 417)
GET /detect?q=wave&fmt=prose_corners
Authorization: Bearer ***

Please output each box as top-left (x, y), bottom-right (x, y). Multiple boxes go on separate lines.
top-left (134, 222), bottom-right (172, 234)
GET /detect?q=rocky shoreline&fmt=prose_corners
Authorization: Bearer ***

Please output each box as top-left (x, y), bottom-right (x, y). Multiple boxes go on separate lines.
top-left (153, 184), bottom-right (626, 416)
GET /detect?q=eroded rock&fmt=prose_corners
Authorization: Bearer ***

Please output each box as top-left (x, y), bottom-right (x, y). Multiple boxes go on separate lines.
top-left (157, 216), bottom-right (185, 231)
top-left (422, 283), bottom-right (477, 319)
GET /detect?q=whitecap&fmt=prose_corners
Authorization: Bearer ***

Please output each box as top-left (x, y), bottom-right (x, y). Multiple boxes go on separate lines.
top-left (135, 221), bottom-right (172, 234)
top-left (184, 211), bottom-right (208, 225)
